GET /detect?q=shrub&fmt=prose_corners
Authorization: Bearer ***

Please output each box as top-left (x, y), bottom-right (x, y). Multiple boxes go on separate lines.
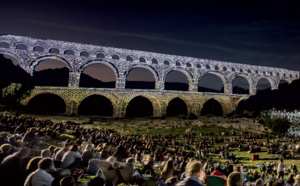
top-left (262, 118), bottom-right (290, 135)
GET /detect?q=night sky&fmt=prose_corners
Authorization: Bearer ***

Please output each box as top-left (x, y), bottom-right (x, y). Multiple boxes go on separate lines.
top-left (1, 0), bottom-right (300, 82)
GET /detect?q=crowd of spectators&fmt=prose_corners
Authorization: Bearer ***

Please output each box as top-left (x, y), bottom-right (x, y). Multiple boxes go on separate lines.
top-left (0, 113), bottom-right (299, 186)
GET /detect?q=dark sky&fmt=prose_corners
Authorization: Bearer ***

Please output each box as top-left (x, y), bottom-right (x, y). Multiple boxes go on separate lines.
top-left (1, 0), bottom-right (300, 73)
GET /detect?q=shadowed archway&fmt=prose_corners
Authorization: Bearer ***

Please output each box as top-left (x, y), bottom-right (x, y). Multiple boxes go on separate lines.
top-left (27, 93), bottom-right (66, 114)
top-left (233, 76), bottom-right (249, 94)
top-left (201, 99), bottom-right (223, 116)
top-left (125, 96), bottom-right (153, 117)
top-left (125, 67), bottom-right (156, 89)
top-left (78, 95), bottom-right (113, 116)
top-left (166, 98), bottom-right (188, 117)
top-left (198, 74), bottom-right (224, 93)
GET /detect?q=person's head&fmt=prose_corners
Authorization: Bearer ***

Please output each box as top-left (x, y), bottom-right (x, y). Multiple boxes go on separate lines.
top-left (295, 174), bottom-right (300, 183)
top-left (266, 181), bottom-right (283, 186)
top-left (48, 145), bottom-right (55, 153)
top-left (41, 149), bottom-right (51, 157)
top-left (186, 161), bottom-right (203, 177)
top-left (60, 176), bottom-right (75, 186)
top-left (227, 171), bottom-right (244, 186)
top-left (69, 145), bottom-right (78, 152)
top-left (162, 159), bottom-right (174, 172)
top-left (255, 179), bottom-right (263, 186)
top-left (86, 144), bottom-right (93, 151)
top-left (63, 143), bottom-right (70, 150)
top-left (18, 147), bottom-right (31, 159)
top-left (107, 156), bottom-right (117, 164)
top-left (38, 158), bottom-right (54, 170)
top-left (0, 143), bottom-right (12, 153)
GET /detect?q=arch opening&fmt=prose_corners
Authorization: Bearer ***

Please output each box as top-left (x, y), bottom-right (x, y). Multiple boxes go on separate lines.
top-left (27, 93), bottom-right (66, 114)
top-left (125, 67), bottom-right (155, 89)
top-left (201, 99), bottom-right (223, 116)
top-left (166, 98), bottom-right (188, 117)
top-left (165, 70), bottom-right (189, 91)
top-left (232, 76), bottom-right (249, 94)
top-left (278, 80), bottom-right (288, 90)
top-left (33, 46), bottom-right (45, 52)
top-left (256, 78), bottom-right (271, 93)
top-left (78, 95), bottom-right (113, 116)
top-left (198, 73), bottom-right (224, 93)
top-left (16, 44), bottom-right (27, 50)
top-left (125, 96), bottom-right (153, 117)
top-left (0, 42), bottom-right (9, 48)
top-left (80, 63), bottom-right (116, 88)
top-left (33, 59), bottom-right (69, 86)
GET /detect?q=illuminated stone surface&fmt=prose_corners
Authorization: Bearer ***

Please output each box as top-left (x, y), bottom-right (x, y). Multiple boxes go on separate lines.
top-left (0, 35), bottom-right (299, 116)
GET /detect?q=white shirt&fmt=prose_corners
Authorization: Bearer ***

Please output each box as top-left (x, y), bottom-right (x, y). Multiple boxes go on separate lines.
top-left (25, 169), bottom-right (54, 186)
top-left (54, 149), bottom-right (65, 161)
top-left (61, 151), bottom-right (82, 168)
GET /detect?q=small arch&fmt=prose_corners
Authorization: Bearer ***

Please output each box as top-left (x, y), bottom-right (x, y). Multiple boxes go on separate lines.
top-left (231, 68), bottom-right (235, 72)
top-left (206, 65), bottom-right (211, 69)
top-left (256, 70), bottom-right (259, 74)
top-left (176, 61), bottom-right (181, 67)
top-left (97, 52), bottom-right (106, 59)
top-left (152, 58), bottom-right (158, 64)
top-left (187, 62), bottom-right (192, 68)
top-left (166, 97), bottom-right (188, 117)
top-left (16, 44), bottom-right (27, 50)
top-left (49, 48), bottom-right (60, 54)
top-left (139, 57), bottom-right (146, 63)
top-left (27, 93), bottom-right (66, 114)
top-left (247, 69), bottom-right (251, 73)
top-left (240, 69), bottom-right (244, 73)
top-left (197, 64), bottom-right (201, 69)
top-left (112, 54), bottom-right (120, 60)
top-left (80, 51), bottom-right (89, 57)
top-left (125, 96), bottom-right (153, 117)
top-left (33, 46), bottom-right (45, 52)
top-left (223, 67), bottom-right (227, 71)
top-left (215, 66), bottom-right (219, 70)
top-left (127, 56), bottom-right (134, 62)
top-left (78, 95), bottom-right (113, 116)
top-left (0, 42), bottom-right (9, 48)
top-left (64, 49), bottom-right (74, 55)
top-left (164, 60), bottom-right (170, 66)
top-left (201, 99), bottom-right (223, 116)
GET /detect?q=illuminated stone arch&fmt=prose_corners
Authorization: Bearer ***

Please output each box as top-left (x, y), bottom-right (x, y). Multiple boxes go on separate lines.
top-left (0, 50), bottom-right (24, 67)
top-left (79, 59), bottom-right (120, 78)
top-left (163, 67), bottom-right (193, 90)
top-left (197, 71), bottom-right (227, 93)
top-left (125, 64), bottom-right (159, 87)
top-left (231, 73), bottom-right (254, 95)
top-left (78, 93), bottom-right (118, 116)
top-left (124, 94), bottom-right (162, 117)
top-left (254, 76), bottom-right (277, 91)
top-left (29, 55), bottom-right (72, 75)
top-left (201, 97), bottom-right (234, 116)
top-left (23, 91), bottom-right (67, 106)
top-left (165, 95), bottom-right (194, 116)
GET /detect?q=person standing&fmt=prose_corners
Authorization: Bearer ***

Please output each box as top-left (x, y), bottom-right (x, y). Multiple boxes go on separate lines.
top-left (277, 159), bottom-right (286, 181)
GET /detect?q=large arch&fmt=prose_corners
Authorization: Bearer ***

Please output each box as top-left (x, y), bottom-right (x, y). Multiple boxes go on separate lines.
top-left (0, 50), bottom-right (23, 67)
top-left (201, 99), bottom-right (223, 116)
top-left (125, 67), bottom-right (156, 89)
top-left (32, 58), bottom-right (69, 87)
top-left (29, 55), bottom-right (72, 73)
top-left (198, 72), bottom-right (225, 93)
top-left (278, 79), bottom-right (289, 90)
top-left (164, 68), bottom-right (192, 91)
top-left (78, 95), bottom-right (113, 116)
top-left (125, 96), bottom-right (153, 117)
top-left (166, 97), bottom-right (188, 117)
top-left (232, 75), bottom-right (250, 94)
top-left (79, 63), bottom-right (117, 88)
top-left (27, 93), bottom-right (66, 114)
top-left (79, 60), bottom-right (119, 78)
top-left (256, 78), bottom-right (272, 93)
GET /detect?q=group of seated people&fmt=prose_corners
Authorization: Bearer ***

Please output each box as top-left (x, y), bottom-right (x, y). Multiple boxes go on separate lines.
top-left (0, 113), bottom-right (300, 186)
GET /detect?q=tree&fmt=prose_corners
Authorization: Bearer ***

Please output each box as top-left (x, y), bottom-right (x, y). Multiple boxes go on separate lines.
top-left (263, 117), bottom-right (291, 135)
top-left (2, 83), bottom-right (32, 107)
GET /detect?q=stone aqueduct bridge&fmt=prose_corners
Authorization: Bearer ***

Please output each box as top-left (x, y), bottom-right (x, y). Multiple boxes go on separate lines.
top-left (0, 35), bottom-right (299, 117)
